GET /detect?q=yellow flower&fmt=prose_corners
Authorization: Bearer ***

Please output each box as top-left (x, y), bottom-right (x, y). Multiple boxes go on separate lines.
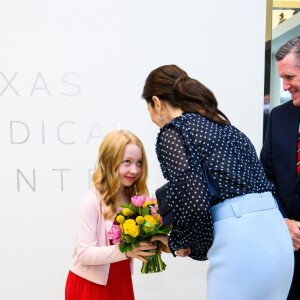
top-left (144, 214), bottom-right (156, 225)
top-left (143, 199), bottom-right (157, 208)
top-left (123, 208), bottom-right (134, 217)
top-left (142, 201), bottom-right (151, 208)
top-left (155, 213), bottom-right (161, 222)
top-left (136, 216), bottom-right (145, 225)
top-left (123, 219), bottom-right (140, 237)
top-left (116, 215), bottom-right (125, 224)
top-left (143, 214), bottom-right (157, 232)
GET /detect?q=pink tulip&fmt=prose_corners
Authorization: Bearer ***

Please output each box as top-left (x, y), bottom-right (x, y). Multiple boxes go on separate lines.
top-left (131, 195), bottom-right (146, 207)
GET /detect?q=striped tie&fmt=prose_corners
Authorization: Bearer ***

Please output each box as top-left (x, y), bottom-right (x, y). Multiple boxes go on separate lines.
top-left (297, 131), bottom-right (300, 176)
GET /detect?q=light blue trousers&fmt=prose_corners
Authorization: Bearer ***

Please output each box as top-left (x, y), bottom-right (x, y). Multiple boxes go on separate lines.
top-left (206, 192), bottom-right (294, 300)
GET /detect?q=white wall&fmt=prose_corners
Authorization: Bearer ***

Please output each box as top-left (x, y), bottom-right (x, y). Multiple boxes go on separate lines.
top-left (0, 1), bottom-right (267, 299)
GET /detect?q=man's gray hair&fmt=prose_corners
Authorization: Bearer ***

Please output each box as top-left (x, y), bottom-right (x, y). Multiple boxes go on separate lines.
top-left (275, 36), bottom-right (300, 67)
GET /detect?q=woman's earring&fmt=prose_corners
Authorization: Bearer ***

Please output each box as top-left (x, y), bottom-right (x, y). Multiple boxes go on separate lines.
top-left (158, 115), bottom-right (163, 122)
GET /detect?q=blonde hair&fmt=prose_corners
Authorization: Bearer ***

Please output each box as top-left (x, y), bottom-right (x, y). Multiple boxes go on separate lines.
top-left (92, 130), bottom-right (148, 219)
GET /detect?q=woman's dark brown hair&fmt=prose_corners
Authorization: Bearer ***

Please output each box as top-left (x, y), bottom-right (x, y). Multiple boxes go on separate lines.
top-left (142, 64), bottom-right (230, 126)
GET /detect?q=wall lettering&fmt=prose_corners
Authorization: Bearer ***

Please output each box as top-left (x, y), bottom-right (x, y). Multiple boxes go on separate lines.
top-left (0, 71), bottom-right (81, 97)
top-left (17, 169), bottom-right (36, 191)
top-left (9, 121), bottom-right (104, 145)
top-left (0, 72), bottom-right (19, 95)
top-left (16, 168), bottom-right (93, 192)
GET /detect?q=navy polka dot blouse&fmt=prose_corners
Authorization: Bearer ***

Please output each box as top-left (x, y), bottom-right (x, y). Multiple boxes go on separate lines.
top-left (155, 112), bottom-right (274, 261)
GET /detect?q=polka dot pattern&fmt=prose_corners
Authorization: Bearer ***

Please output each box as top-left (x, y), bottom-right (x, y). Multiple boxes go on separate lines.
top-left (155, 113), bottom-right (274, 260)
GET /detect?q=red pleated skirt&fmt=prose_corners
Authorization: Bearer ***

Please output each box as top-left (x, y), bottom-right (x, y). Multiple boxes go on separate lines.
top-left (65, 259), bottom-right (134, 300)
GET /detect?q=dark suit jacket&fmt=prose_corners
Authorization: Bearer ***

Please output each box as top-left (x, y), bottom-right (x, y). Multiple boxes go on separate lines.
top-left (261, 100), bottom-right (300, 221)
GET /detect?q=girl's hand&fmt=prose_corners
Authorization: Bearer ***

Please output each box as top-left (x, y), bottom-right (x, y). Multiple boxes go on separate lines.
top-left (151, 235), bottom-right (171, 253)
top-left (125, 242), bottom-right (157, 263)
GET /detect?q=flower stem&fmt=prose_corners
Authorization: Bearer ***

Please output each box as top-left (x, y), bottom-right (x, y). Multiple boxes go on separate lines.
top-left (140, 251), bottom-right (166, 274)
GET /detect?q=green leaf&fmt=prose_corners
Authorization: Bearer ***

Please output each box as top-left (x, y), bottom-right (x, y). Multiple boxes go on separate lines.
top-left (120, 204), bottom-right (129, 209)
top-left (132, 240), bottom-right (140, 246)
top-left (125, 235), bottom-right (134, 243)
top-left (141, 207), bottom-right (149, 216)
top-left (128, 203), bottom-right (139, 213)
top-left (142, 221), bottom-right (154, 230)
top-left (119, 243), bottom-right (133, 253)
top-left (156, 228), bottom-right (172, 235)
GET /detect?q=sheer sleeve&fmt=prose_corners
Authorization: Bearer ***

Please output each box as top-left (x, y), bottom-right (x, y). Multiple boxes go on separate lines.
top-left (156, 125), bottom-right (213, 260)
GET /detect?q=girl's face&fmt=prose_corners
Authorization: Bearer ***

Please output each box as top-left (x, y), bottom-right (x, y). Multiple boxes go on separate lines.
top-left (118, 143), bottom-right (143, 188)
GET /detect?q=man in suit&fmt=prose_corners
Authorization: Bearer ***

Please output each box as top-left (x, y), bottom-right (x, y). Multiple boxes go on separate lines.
top-left (261, 36), bottom-right (300, 300)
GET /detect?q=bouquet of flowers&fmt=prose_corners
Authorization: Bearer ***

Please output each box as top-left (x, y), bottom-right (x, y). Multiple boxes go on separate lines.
top-left (107, 195), bottom-right (172, 274)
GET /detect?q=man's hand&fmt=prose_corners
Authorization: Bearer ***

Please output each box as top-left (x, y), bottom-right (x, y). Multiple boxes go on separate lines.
top-left (285, 218), bottom-right (300, 250)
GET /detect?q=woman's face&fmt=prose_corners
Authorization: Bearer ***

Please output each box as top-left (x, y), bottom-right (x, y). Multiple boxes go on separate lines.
top-left (118, 143), bottom-right (142, 188)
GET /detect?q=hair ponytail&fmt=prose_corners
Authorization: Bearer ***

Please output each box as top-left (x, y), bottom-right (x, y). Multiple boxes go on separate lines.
top-left (143, 65), bottom-right (230, 126)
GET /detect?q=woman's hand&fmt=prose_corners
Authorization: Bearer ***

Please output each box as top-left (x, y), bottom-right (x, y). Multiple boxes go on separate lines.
top-left (125, 242), bottom-right (157, 263)
top-left (151, 235), bottom-right (171, 253)
top-left (175, 248), bottom-right (191, 257)
top-left (151, 235), bottom-right (191, 257)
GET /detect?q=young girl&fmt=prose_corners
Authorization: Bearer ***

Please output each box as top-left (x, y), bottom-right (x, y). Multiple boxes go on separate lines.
top-left (65, 130), bottom-right (157, 300)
